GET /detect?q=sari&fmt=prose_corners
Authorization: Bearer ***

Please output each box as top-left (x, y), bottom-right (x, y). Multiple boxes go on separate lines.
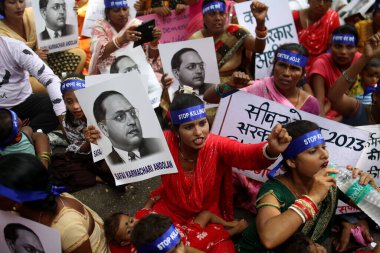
top-left (191, 24), bottom-right (251, 83)
top-left (293, 9), bottom-right (340, 72)
top-left (236, 179), bottom-right (338, 253)
top-left (77, 1), bottom-right (91, 72)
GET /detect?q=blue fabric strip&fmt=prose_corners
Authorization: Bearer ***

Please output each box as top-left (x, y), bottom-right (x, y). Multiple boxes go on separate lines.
top-left (363, 85), bottom-right (380, 96)
top-left (332, 34), bottom-right (356, 45)
top-left (0, 184), bottom-right (67, 203)
top-left (104, 0), bottom-right (128, 8)
top-left (61, 78), bottom-right (85, 93)
top-left (276, 50), bottom-right (308, 68)
top-left (0, 110), bottom-right (19, 150)
top-left (137, 225), bottom-right (181, 253)
top-left (170, 104), bottom-right (206, 125)
top-left (202, 2), bottom-right (226, 15)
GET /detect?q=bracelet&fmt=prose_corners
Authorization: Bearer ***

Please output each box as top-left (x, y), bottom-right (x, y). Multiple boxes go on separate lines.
top-left (113, 37), bottom-right (121, 49)
top-left (38, 152), bottom-right (51, 164)
top-left (149, 44), bottom-right (158, 50)
top-left (289, 206), bottom-right (306, 223)
top-left (257, 202), bottom-right (281, 211)
top-left (302, 195), bottom-right (319, 213)
top-left (342, 70), bottom-right (356, 85)
top-left (293, 201), bottom-right (312, 220)
top-left (263, 143), bottom-right (279, 160)
top-left (255, 34), bottom-right (267, 40)
top-left (255, 27), bottom-right (267, 37)
top-left (215, 84), bottom-right (223, 96)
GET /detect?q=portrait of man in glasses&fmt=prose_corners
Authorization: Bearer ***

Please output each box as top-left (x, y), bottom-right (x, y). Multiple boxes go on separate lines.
top-left (93, 91), bottom-right (162, 165)
top-left (171, 48), bottom-right (213, 96)
top-left (110, 55), bottom-right (140, 74)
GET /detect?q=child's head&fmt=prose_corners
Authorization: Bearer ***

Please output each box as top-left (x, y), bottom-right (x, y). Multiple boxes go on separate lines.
top-left (61, 74), bottom-right (86, 124)
top-left (0, 109), bottom-right (21, 150)
top-left (360, 58), bottom-right (380, 88)
top-left (277, 232), bottom-right (327, 253)
top-left (330, 24), bottom-right (359, 68)
top-left (131, 214), bottom-right (185, 253)
top-left (104, 212), bottom-right (137, 246)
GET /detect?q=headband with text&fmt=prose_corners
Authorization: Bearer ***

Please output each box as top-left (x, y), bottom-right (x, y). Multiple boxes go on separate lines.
top-left (0, 109), bottom-right (19, 151)
top-left (61, 78), bottom-right (85, 93)
top-left (104, 0), bottom-right (128, 8)
top-left (170, 104), bottom-right (206, 125)
top-left (137, 224), bottom-right (181, 253)
top-left (0, 184), bottom-right (67, 203)
top-left (202, 2), bottom-right (226, 15)
top-left (276, 50), bottom-right (308, 68)
top-left (332, 34), bottom-right (356, 45)
top-left (268, 129), bottom-right (325, 179)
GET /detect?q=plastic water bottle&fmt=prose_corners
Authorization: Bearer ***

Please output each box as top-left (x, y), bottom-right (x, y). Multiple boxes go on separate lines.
top-left (329, 164), bottom-right (380, 226)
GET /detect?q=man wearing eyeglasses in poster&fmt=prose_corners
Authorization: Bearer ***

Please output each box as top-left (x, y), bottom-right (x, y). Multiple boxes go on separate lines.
top-left (93, 91), bottom-right (162, 165)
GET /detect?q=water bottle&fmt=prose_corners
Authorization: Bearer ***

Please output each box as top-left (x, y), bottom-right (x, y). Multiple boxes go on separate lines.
top-left (329, 164), bottom-right (380, 226)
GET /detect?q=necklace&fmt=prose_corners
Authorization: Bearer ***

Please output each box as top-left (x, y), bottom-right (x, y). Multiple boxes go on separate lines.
top-left (178, 143), bottom-right (196, 163)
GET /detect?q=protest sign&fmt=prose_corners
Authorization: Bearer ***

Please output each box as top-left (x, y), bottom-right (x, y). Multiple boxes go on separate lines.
top-left (32, 0), bottom-right (79, 53)
top-left (338, 0), bottom-right (374, 23)
top-left (139, 9), bottom-right (189, 43)
top-left (76, 73), bottom-right (177, 185)
top-left (0, 211), bottom-right (61, 253)
top-left (159, 37), bottom-right (219, 107)
top-left (235, 0), bottom-right (298, 78)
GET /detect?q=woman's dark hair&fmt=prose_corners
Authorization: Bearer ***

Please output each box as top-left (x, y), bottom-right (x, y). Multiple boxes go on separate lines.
top-left (62, 73), bottom-right (85, 128)
top-left (104, 212), bottom-right (125, 243)
top-left (364, 57), bottom-right (380, 70)
top-left (0, 109), bottom-right (15, 144)
top-left (0, 153), bottom-right (57, 211)
top-left (331, 24), bottom-right (359, 47)
top-left (272, 43), bottom-right (309, 77)
top-left (104, 6), bottom-right (129, 21)
top-left (282, 120), bottom-right (320, 170)
top-left (169, 93), bottom-right (205, 131)
top-left (131, 214), bottom-right (173, 249)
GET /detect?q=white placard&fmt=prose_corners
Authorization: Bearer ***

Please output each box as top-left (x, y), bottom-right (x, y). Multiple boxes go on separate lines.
top-left (91, 143), bottom-right (104, 162)
top-left (338, 0), bottom-right (374, 22)
top-left (235, 0), bottom-right (299, 78)
top-left (32, 0), bottom-right (79, 53)
top-left (159, 37), bottom-right (220, 106)
top-left (82, 0), bottom-right (137, 37)
top-left (76, 73), bottom-right (177, 185)
top-left (0, 211), bottom-right (61, 253)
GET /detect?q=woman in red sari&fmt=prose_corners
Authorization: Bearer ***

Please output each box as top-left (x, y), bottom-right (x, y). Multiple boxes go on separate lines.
top-left (148, 93), bottom-right (291, 252)
top-left (293, 0), bottom-right (340, 73)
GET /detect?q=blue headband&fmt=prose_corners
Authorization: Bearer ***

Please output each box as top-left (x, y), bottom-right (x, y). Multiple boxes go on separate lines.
top-left (276, 50), bottom-right (308, 68)
top-left (0, 184), bottom-right (67, 203)
top-left (104, 0), bottom-right (128, 8)
top-left (202, 2), bottom-right (226, 15)
top-left (61, 78), bottom-right (85, 93)
top-left (0, 109), bottom-right (19, 151)
top-left (137, 225), bottom-right (181, 253)
top-left (332, 34), bottom-right (356, 45)
top-left (363, 84), bottom-right (380, 96)
top-left (268, 129), bottom-right (325, 179)
top-left (170, 104), bottom-right (206, 125)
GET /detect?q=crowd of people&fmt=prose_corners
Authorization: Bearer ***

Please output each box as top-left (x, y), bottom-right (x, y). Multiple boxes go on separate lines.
top-left (1, 0), bottom-right (380, 252)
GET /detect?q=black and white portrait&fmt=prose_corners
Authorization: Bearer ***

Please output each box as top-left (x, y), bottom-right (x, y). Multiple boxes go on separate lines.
top-left (0, 211), bottom-right (61, 253)
top-left (76, 73), bottom-right (177, 185)
top-left (110, 55), bottom-right (140, 74)
top-left (159, 37), bottom-right (220, 103)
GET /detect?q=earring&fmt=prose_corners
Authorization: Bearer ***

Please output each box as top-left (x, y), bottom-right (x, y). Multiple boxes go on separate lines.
top-left (12, 206), bottom-right (17, 211)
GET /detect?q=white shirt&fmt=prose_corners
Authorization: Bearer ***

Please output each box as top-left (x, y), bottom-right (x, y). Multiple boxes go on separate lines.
top-left (46, 26), bottom-right (62, 39)
top-left (0, 36), bottom-right (65, 116)
top-left (114, 147), bottom-right (141, 162)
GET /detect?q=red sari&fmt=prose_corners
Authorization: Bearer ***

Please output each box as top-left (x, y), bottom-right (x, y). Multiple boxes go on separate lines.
top-left (293, 9), bottom-right (340, 73)
top-left (149, 131), bottom-right (275, 253)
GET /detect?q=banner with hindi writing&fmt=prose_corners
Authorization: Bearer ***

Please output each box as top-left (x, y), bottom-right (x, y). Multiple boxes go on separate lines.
top-left (235, 0), bottom-right (298, 78)
top-left (138, 9), bottom-right (189, 43)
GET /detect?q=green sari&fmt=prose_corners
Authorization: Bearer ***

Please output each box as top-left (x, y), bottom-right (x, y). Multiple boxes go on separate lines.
top-left (236, 179), bottom-right (338, 252)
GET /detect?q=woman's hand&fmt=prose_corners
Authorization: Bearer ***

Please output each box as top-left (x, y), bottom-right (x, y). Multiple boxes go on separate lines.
top-left (153, 6), bottom-right (171, 16)
top-left (364, 32), bottom-right (380, 59)
top-left (161, 73), bottom-right (174, 89)
top-left (333, 219), bottom-right (373, 252)
top-left (228, 71), bottom-right (251, 89)
top-left (250, 0), bottom-right (268, 27)
top-left (84, 125), bottom-right (101, 144)
top-left (152, 27), bottom-right (162, 42)
top-left (35, 48), bottom-right (49, 61)
top-left (120, 26), bottom-right (141, 44)
top-left (175, 3), bottom-right (187, 14)
top-left (308, 168), bottom-right (338, 204)
top-left (266, 124), bottom-right (292, 158)
top-left (346, 165), bottom-right (378, 190)
top-left (134, 0), bottom-right (145, 11)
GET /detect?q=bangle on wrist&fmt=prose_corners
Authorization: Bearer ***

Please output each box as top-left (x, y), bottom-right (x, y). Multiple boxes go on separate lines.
top-left (113, 37), bottom-right (121, 49)
top-left (263, 143), bottom-right (279, 160)
top-left (149, 44), bottom-right (158, 50)
top-left (289, 206), bottom-right (306, 223)
top-left (255, 27), bottom-right (268, 40)
top-left (342, 70), bottom-right (356, 85)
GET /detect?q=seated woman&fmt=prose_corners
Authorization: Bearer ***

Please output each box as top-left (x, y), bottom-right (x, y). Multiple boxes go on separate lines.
top-left (309, 24), bottom-right (361, 119)
top-left (0, 0), bottom-right (86, 93)
top-left (355, 0), bottom-right (380, 52)
top-left (235, 120), bottom-right (377, 253)
top-left (89, 0), bottom-right (161, 74)
top-left (190, 0), bottom-right (268, 83)
top-left (292, 0), bottom-right (340, 72)
top-left (0, 153), bottom-right (110, 253)
top-left (328, 31), bottom-right (380, 126)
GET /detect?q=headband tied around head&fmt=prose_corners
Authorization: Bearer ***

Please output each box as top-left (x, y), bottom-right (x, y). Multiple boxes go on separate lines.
top-left (276, 50), bottom-right (308, 68)
top-left (137, 224), bottom-right (181, 253)
top-left (170, 104), bottom-right (206, 125)
top-left (332, 34), bottom-right (356, 46)
top-left (268, 129), bottom-right (325, 179)
top-left (104, 0), bottom-right (128, 8)
top-left (363, 84), bottom-right (380, 96)
top-left (202, 2), bottom-right (226, 15)
top-left (61, 78), bottom-right (85, 93)
top-left (0, 109), bottom-right (19, 151)
top-left (0, 184), bottom-right (67, 203)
